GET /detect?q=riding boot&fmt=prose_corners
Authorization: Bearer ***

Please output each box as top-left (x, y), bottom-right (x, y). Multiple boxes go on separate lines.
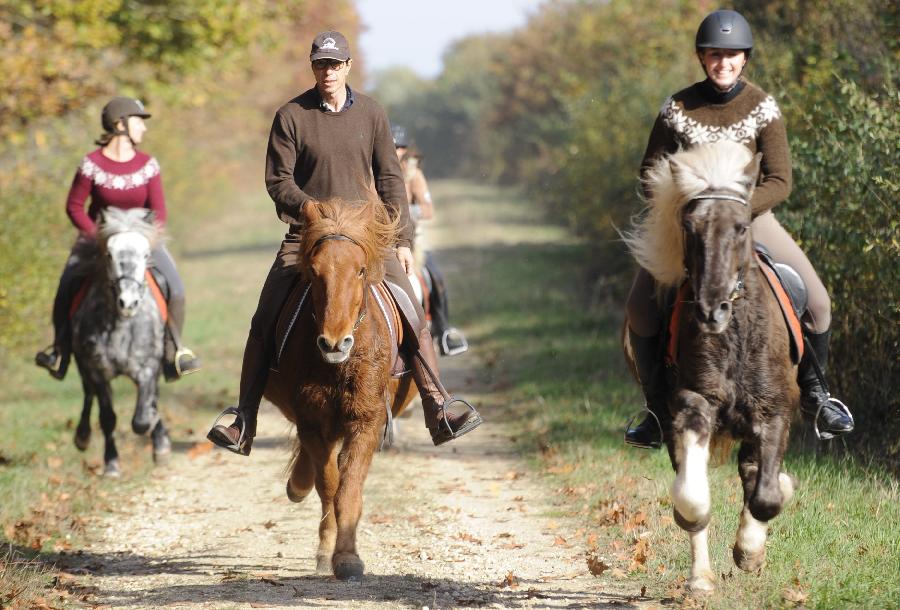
top-left (624, 330), bottom-right (670, 449)
top-left (798, 328), bottom-right (854, 438)
top-left (411, 325), bottom-right (482, 445)
top-left (206, 335), bottom-right (268, 455)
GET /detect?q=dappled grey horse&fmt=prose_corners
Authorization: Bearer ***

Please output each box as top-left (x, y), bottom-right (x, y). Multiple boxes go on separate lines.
top-left (71, 208), bottom-right (171, 476)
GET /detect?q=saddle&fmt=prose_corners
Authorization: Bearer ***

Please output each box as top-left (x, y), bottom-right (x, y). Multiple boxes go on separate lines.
top-left (273, 280), bottom-right (409, 377)
top-left (666, 245), bottom-right (806, 366)
top-left (69, 270), bottom-right (168, 323)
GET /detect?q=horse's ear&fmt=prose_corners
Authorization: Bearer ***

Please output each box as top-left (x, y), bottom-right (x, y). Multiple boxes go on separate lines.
top-left (143, 209), bottom-right (156, 224)
top-left (302, 200), bottom-right (321, 224)
top-left (744, 152), bottom-right (763, 183)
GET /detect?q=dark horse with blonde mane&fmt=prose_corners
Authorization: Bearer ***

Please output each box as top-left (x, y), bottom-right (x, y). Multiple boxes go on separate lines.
top-left (624, 141), bottom-right (799, 593)
top-left (263, 196), bottom-right (416, 581)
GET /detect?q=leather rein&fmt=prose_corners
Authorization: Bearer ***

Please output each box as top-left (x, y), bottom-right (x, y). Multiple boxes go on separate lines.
top-left (310, 233), bottom-right (369, 334)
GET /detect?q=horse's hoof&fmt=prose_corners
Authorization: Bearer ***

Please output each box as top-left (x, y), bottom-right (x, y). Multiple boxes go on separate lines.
top-left (74, 428), bottom-right (91, 451)
top-left (332, 553), bottom-right (364, 581)
top-left (153, 436), bottom-right (172, 466)
top-left (687, 574), bottom-right (715, 594)
top-left (733, 545), bottom-right (766, 572)
top-left (286, 480), bottom-right (311, 504)
top-left (132, 411), bottom-right (160, 436)
top-left (103, 459), bottom-right (121, 478)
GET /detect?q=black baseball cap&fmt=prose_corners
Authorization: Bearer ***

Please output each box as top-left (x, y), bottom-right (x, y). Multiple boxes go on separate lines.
top-left (310, 31), bottom-right (351, 62)
top-left (101, 97), bottom-right (151, 132)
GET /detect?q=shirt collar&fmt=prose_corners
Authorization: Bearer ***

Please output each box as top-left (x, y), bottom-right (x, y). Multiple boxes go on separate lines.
top-left (316, 85), bottom-right (355, 113)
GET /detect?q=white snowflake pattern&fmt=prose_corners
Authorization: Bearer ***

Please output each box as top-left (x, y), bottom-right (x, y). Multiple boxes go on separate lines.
top-left (661, 95), bottom-right (781, 146)
top-left (79, 156), bottom-right (160, 190)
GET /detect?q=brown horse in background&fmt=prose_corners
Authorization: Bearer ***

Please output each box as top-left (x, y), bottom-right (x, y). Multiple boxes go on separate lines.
top-left (623, 142), bottom-right (799, 593)
top-left (265, 197), bottom-right (416, 581)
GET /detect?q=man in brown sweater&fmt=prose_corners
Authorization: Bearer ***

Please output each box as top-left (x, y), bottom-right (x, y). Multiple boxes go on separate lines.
top-left (207, 31), bottom-right (481, 454)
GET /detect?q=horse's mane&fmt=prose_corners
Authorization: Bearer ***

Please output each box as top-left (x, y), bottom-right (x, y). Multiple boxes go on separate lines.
top-left (300, 196), bottom-right (400, 283)
top-left (623, 142), bottom-right (755, 287)
top-left (97, 208), bottom-right (163, 249)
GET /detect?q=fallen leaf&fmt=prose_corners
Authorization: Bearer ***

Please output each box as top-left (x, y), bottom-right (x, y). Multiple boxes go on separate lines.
top-left (47, 456), bottom-right (63, 469)
top-left (187, 441), bottom-right (213, 459)
top-left (498, 571), bottom-right (518, 588)
top-left (586, 553), bottom-right (610, 576)
top-left (782, 587), bottom-right (808, 604)
top-left (262, 520), bottom-right (276, 529)
top-left (552, 535), bottom-right (572, 548)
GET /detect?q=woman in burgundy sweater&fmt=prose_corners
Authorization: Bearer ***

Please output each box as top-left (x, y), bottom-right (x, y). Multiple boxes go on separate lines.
top-left (623, 10), bottom-right (853, 449)
top-left (36, 97), bottom-right (201, 381)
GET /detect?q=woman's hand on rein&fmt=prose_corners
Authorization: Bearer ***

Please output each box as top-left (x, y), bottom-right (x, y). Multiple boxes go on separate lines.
top-left (396, 246), bottom-right (414, 274)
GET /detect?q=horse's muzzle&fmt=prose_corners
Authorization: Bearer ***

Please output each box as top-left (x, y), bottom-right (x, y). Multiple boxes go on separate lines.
top-left (696, 300), bottom-right (732, 334)
top-left (317, 334), bottom-right (354, 364)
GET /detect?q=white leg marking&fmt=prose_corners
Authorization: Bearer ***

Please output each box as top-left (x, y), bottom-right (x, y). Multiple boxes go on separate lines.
top-left (672, 430), bottom-right (710, 524)
top-left (779, 471), bottom-right (795, 505)
top-left (736, 507), bottom-right (768, 556)
top-left (688, 526), bottom-right (715, 592)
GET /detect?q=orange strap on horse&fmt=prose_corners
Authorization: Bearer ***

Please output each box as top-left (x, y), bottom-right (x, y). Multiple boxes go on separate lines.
top-left (666, 282), bottom-right (690, 367)
top-left (146, 270), bottom-right (168, 323)
top-left (755, 253), bottom-right (804, 362)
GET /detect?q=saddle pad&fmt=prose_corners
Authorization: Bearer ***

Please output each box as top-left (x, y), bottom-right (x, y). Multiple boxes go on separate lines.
top-left (69, 270), bottom-right (167, 323)
top-left (273, 280), bottom-right (405, 371)
top-left (666, 254), bottom-right (803, 366)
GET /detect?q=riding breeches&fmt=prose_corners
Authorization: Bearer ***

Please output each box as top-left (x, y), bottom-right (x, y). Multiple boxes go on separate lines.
top-left (626, 211), bottom-right (831, 337)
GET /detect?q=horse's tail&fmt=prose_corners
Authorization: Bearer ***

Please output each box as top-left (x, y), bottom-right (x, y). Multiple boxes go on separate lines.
top-left (621, 319), bottom-right (640, 384)
top-left (709, 434), bottom-right (735, 467)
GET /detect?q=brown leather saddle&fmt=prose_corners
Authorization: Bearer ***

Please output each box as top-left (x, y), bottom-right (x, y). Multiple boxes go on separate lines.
top-left (273, 280), bottom-right (409, 376)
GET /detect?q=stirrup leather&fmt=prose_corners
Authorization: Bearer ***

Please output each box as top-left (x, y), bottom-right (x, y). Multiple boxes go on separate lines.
top-left (624, 408), bottom-right (664, 449)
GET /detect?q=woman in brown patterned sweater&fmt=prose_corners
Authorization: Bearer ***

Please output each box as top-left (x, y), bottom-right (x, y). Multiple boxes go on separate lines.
top-left (624, 10), bottom-right (853, 449)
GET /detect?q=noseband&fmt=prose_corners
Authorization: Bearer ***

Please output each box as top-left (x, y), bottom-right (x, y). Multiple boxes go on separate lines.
top-left (310, 233), bottom-right (369, 333)
top-left (683, 191), bottom-right (750, 301)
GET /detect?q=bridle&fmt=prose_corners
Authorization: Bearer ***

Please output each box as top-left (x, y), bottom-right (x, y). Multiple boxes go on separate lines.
top-left (310, 233), bottom-right (369, 334)
top-left (682, 190), bottom-right (749, 302)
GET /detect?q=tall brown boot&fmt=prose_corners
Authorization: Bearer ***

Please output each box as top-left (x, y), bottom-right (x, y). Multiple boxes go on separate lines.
top-left (207, 335), bottom-right (267, 455)
top-left (411, 326), bottom-right (482, 445)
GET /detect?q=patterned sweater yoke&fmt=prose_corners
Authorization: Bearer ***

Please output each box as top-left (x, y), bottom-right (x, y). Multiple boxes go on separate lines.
top-left (640, 79), bottom-right (793, 215)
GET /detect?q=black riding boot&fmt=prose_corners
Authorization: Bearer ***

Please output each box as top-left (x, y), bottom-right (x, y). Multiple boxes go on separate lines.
top-left (799, 328), bottom-right (854, 439)
top-left (624, 330), bottom-right (670, 449)
top-left (207, 335), bottom-right (267, 455)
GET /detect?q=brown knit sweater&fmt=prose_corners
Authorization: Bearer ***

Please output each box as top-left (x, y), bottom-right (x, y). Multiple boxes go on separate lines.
top-left (265, 87), bottom-right (413, 247)
top-left (640, 79), bottom-right (792, 215)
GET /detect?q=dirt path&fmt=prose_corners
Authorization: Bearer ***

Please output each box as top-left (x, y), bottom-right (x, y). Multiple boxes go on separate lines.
top-left (68, 182), bottom-right (646, 609)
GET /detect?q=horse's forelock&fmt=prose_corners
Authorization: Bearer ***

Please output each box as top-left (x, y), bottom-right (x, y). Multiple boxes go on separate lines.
top-left (624, 142), bottom-right (753, 287)
top-left (301, 197), bottom-right (399, 282)
top-left (97, 208), bottom-right (162, 250)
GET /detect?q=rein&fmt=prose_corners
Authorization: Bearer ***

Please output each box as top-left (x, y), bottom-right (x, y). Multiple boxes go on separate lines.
top-left (682, 190), bottom-right (750, 302)
top-left (310, 233), bottom-right (369, 334)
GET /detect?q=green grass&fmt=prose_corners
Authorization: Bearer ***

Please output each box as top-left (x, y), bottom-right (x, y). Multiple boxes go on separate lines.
top-left (431, 179), bottom-right (900, 609)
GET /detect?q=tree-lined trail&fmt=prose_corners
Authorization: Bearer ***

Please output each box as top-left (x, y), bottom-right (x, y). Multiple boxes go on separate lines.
top-left (65, 181), bottom-right (645, 609)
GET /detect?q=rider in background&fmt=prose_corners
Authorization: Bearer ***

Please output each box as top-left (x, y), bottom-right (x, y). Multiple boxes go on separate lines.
top-left (35, 97), bottom-right (201, 382)
top-left (206, 31), bottom-right (482, 456)
top-left (392, 124), bottom-right (469, 356)
top-left (624, 10), bottom-right (853, 449)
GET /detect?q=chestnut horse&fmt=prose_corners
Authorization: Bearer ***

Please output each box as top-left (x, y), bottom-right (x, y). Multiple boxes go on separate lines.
top-left (264, 197), bottom-right (416, 581)
top-left (623, 142), bottom-right (799, 593)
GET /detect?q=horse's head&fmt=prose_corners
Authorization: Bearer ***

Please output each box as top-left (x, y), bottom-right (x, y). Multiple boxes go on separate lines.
top-left (97, 208), bottom-right (160, 317)
top-left (625, 142), bottom-right (761, 333)
top-left (299, 197), bottom-right (398, 364)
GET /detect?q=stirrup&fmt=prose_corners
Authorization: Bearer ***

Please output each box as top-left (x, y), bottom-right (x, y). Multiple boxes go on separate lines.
top-left (811, 396), bottom-right (854, 441)
top-left (174, 347), bottom-right (201, 377)
top-left (624, 408), bottom-right (664, 449)
top-left (207, 406), bottom-right (252, 455)
top-left (440, 328), bottom-right (469, 356)
top-left (433, 397), bottom-right (483, 445)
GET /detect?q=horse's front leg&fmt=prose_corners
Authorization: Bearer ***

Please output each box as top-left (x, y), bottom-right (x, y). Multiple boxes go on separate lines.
top-left (132, 366), bottom-right (161, 435)
top-left (93, 378), bottom-right (120, 477)
top-left (670, 388), bottom-right (715, 593)
top-left (74, 364), bottom-right (94, 451)
top-left (331, 422), bottom-right (380, 581)
top-left (300, 431), bottom-right (339, 575)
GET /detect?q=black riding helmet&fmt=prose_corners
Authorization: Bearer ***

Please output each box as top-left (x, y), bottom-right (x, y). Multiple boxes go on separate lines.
top-left (392, 124), bottom-right (409, 148)
top-left (695, 10), bottom-right (753, 56)
top-left (101, 97), bottom-right (151, 141)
